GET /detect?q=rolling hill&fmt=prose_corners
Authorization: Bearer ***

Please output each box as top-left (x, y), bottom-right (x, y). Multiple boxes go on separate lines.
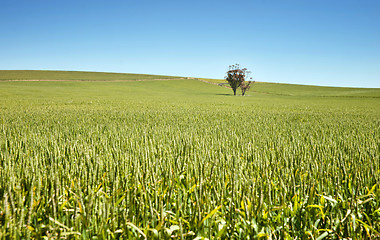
top-left (1, 70), bottom-right (379, 99)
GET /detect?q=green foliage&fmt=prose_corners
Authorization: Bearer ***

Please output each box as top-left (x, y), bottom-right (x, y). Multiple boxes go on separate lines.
top-left (0, 76), bottom-right (379, 239)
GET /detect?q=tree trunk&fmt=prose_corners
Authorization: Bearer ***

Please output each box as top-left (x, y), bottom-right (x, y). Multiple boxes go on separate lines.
top-left (233, 88), bottom-right (236, 96)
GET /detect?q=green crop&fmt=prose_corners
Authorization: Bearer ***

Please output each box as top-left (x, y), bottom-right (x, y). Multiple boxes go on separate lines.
top-left (0, 75), bottom-right (379, 239)
top-left (0, 70), bottom-right (181, 82)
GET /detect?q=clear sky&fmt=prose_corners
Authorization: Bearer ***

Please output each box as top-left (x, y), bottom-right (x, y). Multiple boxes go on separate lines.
top-left (1, 0), bottom-right (379, 87)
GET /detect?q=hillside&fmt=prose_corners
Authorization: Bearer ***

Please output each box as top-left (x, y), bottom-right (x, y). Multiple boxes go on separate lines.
top-left (200, 78), bottom-right (380, 98)
top-left (1, 70), bottom-right (379, 99)
top-left (0, 70), bottom-right (182, 81)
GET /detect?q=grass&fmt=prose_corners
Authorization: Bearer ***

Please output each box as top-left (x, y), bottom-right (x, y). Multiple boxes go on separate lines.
top-left (0, 71), bottom-right (379, 239)
top-left (200, 78), bottom-right (380, 98)
top-left (0, 70), bottom-right (181, 81)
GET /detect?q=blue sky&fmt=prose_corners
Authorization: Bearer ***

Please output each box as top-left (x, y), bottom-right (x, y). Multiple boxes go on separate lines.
top-left (0, 0), bottom-right (379, 87)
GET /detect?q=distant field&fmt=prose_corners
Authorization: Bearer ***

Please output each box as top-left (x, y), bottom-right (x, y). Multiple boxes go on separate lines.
top-left (201, 78), bottom-right (380, 98)
top-left (0, 71), bottom-right (379, 239)
top-left (1, 70), bottom-right (378, 98)
top-left (0, 70), bottom-right (182, 81)
top-left (251, 82), bottom-right (380, 98)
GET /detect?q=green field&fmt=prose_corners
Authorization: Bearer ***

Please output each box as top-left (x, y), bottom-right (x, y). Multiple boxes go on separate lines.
top-left (0, 70), bottom-right (181, 81)
top-left (0, 71), bottom-right (379, 239)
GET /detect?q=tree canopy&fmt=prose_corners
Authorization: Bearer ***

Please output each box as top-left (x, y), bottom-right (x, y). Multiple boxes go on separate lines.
top-left (225, 64), bottom-right (253, 96)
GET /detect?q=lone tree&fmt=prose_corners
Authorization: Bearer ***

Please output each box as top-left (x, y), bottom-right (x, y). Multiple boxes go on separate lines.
top-left (225, 64), bottom-right (253, 95)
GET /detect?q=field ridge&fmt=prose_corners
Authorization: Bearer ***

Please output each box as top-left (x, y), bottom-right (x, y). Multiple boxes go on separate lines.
top-left (0, 70), bottom-right (182, 82)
